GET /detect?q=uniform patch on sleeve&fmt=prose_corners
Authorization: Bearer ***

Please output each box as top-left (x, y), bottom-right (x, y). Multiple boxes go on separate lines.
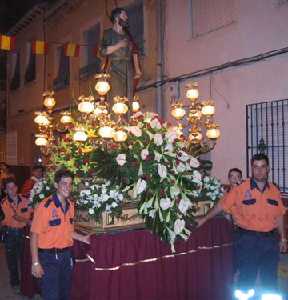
top-left (242, 198), bottom-right (256, 205)
top-left (49, 218), bottom-right (61, 226)
top-left (267, 198), bottom-right (279, 206)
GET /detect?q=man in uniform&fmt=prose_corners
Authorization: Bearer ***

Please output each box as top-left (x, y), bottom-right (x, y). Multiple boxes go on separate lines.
top-left (197, 154), bottom-right (287, 293)
top-left (1, 177), bottom-right (32, 290)
top-left (30, 168), bottom-right (89, 300)
top-left (21, 165), bottom-right (44, 198)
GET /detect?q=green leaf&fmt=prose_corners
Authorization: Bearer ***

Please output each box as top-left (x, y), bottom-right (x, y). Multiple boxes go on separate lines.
top-left (138, 163), bottom-right (143, 176)
top-left (166, 211), bottom-right (171, 223)
top-left (158, 208), bottom-right (163, 222)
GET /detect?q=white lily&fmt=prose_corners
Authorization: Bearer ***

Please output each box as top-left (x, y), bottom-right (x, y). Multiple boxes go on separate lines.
top-left (150, 118), bottom-right (162, 130)
top-left (133, 178), bottom-right (147, 198)
top-left (190, 157), bottom-right (200, 168)
top-left (158, 164), bottom-right (167, 179)
top-left (154, 134), bottom-right (163, 146)
top-left (160, 197), bottom-right (171, 210)
top-left (178, 197), bottom-right (191, 215)
top-left (141, 149), bottom-right (149, 160)
top-left (129, 126), bottom-right (142, 137)
top-left (174, 219), bottom-right (185, 235)
top-left (154, 151), bottom-right (162, 162)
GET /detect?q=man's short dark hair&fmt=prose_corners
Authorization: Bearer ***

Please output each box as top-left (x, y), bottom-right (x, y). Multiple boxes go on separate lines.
top-left (251, 153), bottom-right (269, 166)
top-left (32, 165), bottom-right (45, 172)
top-left (228, 168), bottom-right (242, 178)
top-left (110, 7), bottom-right (126, 23)
top-left (54, 169), bottom-right (74, 184)
top-left (2, 177), bottom-right (17, 189)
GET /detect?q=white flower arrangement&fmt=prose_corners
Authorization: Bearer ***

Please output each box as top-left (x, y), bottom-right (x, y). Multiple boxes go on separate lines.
top-left (29, 180), bottom-right (53, 207)
top-left (77, 180), bottom-right (124, 220)
top-left (45, 111), bottom-right (223, 251)
top-left (198, 176), bottom-right (224, 202)
top-left (119, 112), bottom-right (206, 249)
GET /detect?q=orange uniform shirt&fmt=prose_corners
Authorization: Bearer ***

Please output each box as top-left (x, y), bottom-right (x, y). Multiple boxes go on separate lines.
top-left (31, 194), bottom-right (74, 249)
top-left (220, 179), bottom-right (286, 232)
top-left (1, 195), bottom-right (32, 228)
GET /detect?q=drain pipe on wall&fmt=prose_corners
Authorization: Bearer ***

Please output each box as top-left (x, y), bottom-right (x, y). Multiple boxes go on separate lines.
top-left (156, 0), bottom-right (166, 118)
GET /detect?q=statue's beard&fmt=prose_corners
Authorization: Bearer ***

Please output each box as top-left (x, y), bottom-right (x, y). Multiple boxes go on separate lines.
top-left (119, 19), bottom-right (129, 29)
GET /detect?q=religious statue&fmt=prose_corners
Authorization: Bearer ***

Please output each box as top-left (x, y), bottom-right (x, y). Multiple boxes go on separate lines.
top-left (100, 7), bottom-right (142, 100)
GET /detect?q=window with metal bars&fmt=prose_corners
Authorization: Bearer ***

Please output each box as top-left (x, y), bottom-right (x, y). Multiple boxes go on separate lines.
top-left (246, 99), bottom-right (288, 194)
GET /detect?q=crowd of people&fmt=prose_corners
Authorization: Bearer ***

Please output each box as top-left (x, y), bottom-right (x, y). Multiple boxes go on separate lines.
top-left (0, 164), bottom-right (89, 299)
top-left (0, 153), bottom-right (287, 299)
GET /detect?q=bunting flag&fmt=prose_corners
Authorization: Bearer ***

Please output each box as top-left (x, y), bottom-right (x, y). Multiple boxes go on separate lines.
top-left (32, 40), bottom-right (47, 55)
top-left (0, 34), bottom-right (101, 59)
top-left (64, 42), bottom-right (80, 57)
top-left (0, 35), bottom-right (16, 51)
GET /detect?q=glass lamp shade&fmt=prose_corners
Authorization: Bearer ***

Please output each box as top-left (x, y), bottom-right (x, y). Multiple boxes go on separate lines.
top-left (171, 105), bottom-right (186, 120)
top-left (189, 109), bottom-right (202, 120)
top-left (202, 100), bottom-right (215, 116)
top-left (73, 129), bottom-right (87, 142)
top-left (132, 100), bottom-right (140, 112)
top-left (60, 113), bottom-right (73, 124)
top-left (206, 126), bottom-right (220, 139)
top-left (35, 135), bottom-right (48, 146)
top-left (93, 106), bottom-right (103, 117)
top-left (43, 95), bottom-right (56, 110)
top-left (98, 126), bottom-right (115, 139)
top-left (113, 129), bottom-right (128, 142)
top-left (186, 83), bottom-right (199, 100)
top-left (112, 102), bottom-right (129, 115)
top-left (78, 101), bottom-right (94, 114)
top-left (34, 113), bottom-right (50, 126)
top-left (95, 81), bottom-right (111, 96)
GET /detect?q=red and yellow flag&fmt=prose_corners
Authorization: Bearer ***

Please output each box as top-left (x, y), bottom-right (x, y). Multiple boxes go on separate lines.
top-left (32, 40), bottom-right (47, 55)
top-left (0, 35), bottom-right (15, 51)
top-left (64, 42), bottom-right (79, 57)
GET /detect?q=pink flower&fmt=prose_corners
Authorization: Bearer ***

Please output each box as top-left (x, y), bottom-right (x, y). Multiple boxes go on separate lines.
top-left (141, 149), bottom-right (149, 160)
top-left (116, 154), bottom-right (126, 166)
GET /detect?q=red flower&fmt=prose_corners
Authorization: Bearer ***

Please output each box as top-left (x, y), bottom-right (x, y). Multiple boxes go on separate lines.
top-left (159, 189), bottom-right (165, 197)
top-left (146, 155), bottom-right (153, 161)
top-left (143, 174), bottom-right (150, 181)
top-left (175, 196), bottom-right (181, 204)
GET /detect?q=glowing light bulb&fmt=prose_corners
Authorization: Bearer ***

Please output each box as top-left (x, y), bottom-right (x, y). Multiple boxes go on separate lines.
top-left (35, 134), bottom-right (48, 146)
